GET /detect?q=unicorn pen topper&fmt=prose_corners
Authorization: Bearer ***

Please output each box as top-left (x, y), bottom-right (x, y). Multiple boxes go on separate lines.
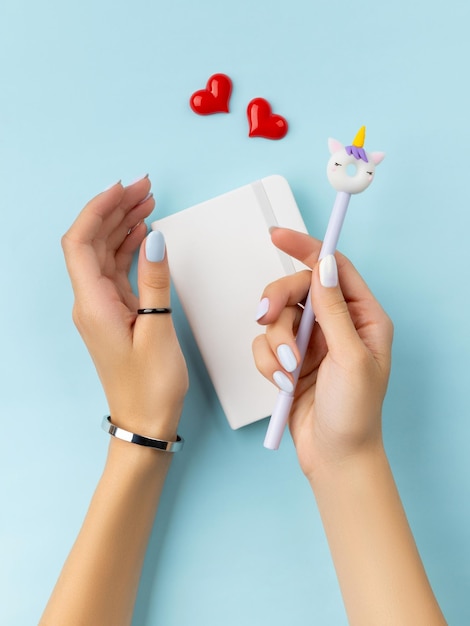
top-left (264, 126), bottom-right (385, 450)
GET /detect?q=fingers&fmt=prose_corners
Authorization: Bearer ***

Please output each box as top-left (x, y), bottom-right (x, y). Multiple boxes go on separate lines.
top-left (113, 191), bottom-right (155, 274)
top-left (270, 227), bottom-right (323, 269)
top-left (108, 186), bottom-right (155, 252)
top-left (254, 229), bottom-right (393, 390)
top-left (253, 336), bottom-right (296, 393)
top-left (98, 175), bottom-right (153, 242)
top-left (134, 230), bottom-right (176, 350)
top-left (309, 253), bottom-right (392, 372)
top-left (255, 270), bottom-right (312, 325)
top-left (62, 177), bottom-right (156, 300)
top-left (62, 183), bottom-right (123, 297)
top-left (253, 278), bottom-right (304, 393)
top-left (63, 176), bottom-right (153, 250)
top-left (311, 255), bottom-right (362, 359)
top-left (253, 297), bottom-right (304, 393)
top-left (254, 260), bottom-right (311, 392)
top-left (136, 230), bottom-right (171, 311)
top-left (63, 182), bottom-right (125, 247)
top-left (271, 227), bottom-right (382, 306)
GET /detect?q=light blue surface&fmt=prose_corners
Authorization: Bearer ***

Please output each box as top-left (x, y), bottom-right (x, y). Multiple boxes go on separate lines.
top-left (1, 1), bottom-right (469, 624)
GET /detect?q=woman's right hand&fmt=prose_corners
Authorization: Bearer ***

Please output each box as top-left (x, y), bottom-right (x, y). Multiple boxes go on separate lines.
top-left (253, 228), bottom-right (394, 479)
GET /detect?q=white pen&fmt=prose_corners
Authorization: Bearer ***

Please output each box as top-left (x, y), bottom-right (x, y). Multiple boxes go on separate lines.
top-left (264, 126), bottom-right (385, 450)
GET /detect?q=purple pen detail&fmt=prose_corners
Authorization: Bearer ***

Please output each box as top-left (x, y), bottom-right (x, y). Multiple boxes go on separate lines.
top-left (345, 145), bottom-right (368, 162)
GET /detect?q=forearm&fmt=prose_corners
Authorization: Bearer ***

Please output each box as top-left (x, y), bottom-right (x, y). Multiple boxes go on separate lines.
top-left (40, 438), bottom-right (172, 626)
top-left (310, 444), bottom-right (446, 626)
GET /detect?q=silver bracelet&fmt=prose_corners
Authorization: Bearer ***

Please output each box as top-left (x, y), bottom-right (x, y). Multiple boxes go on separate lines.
top-left (102, 416), bottom-right (184, 452)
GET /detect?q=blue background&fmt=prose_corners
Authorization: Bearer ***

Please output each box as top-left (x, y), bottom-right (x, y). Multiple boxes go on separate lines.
top-left (1, 1), bottom-right (469, 624)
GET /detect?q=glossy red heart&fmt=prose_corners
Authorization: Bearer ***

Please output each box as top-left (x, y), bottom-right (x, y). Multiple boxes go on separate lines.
top-left (189, 73), bottom-right (233, 115)
top-left (247, 97), bottom-right (288, 140)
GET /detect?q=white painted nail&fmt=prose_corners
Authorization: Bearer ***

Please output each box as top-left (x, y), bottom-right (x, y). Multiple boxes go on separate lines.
top-left (255, 297), bottom-right (270, 321)
top-left (319, 255), bottom-right (338, 288)
top-left (145, 230), bottom-right (165, 262)
top-left (276, 344), bottom-right (297, 372)
top-left (273, 371), bottom-right (294, 393)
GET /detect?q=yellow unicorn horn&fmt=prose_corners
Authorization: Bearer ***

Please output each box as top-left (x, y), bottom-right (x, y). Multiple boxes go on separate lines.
top-left (352, 126), bottom-right (366, 148)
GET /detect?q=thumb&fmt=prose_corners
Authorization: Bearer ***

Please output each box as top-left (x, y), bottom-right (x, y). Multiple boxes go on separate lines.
top-left (137, 230), bottom-right (171, 310)
top-left (311, 254), bottom-right (361, 356)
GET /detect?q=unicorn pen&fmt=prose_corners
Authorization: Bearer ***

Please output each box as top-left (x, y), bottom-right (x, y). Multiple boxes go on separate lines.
top-left (264, 126), bottom-right (385, 450)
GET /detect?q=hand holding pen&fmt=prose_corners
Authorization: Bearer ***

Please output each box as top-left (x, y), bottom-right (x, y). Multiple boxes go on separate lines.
top-left (260, 127), bottom-right (385, 450)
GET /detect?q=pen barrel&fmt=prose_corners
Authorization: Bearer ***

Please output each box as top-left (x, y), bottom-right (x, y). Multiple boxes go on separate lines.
top-left (292, 289), bottom-right (316, 385)
top-left (319, 191), bottom-right (350, 259)
top-left (293, 191), bottom-right (351, 376)
top-left (263, 392), bottom-right (295, 450)
top-left (264, 191), bottom-right (351, 450)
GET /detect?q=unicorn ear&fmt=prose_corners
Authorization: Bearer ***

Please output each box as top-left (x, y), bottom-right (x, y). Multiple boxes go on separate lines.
top-left (328, 138), bottom-right (344, 154)
top-left (370, 151), bottom-right (385, 165)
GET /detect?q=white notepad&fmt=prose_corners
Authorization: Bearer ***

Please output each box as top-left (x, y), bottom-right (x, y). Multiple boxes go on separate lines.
top-left (151, 175), bottom-right (308, 429)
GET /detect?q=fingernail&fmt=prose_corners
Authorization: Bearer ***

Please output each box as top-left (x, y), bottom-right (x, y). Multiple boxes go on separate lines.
top-left (319, 255), bottom-right (338, 288)
top-left (273, 371), bottom-right (294, 393)
top-left (128, 173), bottom-right (149, 186)
top-left (146, 230), bottom-right (165, 262)
top-left (276, 344), bottom-right (297, 373)
top-left (104, 180), bottom-right (121, 191)
top-left (137, 192), bottom-right (153, 206)
top-left (269, 226), bottom-right (280, 234)
top-left (255, 297), bottom-right (270, 321)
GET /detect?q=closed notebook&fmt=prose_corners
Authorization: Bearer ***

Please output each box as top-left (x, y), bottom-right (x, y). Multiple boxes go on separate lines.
top-left (151, 175), bottom-right (308, 429)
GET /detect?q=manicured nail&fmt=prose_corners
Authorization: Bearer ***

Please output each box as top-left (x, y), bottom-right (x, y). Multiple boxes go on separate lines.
top-left (128, 173), bottom-right (149, 186)
top-left (255, 297), bottom-right (270, 321)
top-left (104, 180), bottom-right (121, 191)
top-left (276, 344), bottom-right (297, 373)
top-left (137, 192), bottom-right (153, 206)
top-left (145, 230), bottom-right (165, 262)
top-left (319, 255), bottom-right (338, 288)
top-left (273, 371), bottom-right (294, 393)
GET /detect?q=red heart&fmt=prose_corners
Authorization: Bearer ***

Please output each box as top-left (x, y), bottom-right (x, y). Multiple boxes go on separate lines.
top-left (189, 73), bottom-right (233, 115)
top-left (247, 97), bottom-right (288, 140)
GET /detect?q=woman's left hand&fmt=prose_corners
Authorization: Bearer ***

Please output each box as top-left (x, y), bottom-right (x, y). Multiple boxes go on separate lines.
top-left (62, 177), bottom-right (188, 440)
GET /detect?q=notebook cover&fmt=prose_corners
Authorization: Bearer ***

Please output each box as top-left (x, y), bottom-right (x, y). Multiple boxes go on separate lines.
top-left (151, 175), bottom-right (308, 429)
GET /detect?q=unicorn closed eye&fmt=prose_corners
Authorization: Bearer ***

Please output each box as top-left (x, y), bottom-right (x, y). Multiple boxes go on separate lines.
top-left (327, 126), bottom-right (385, 194)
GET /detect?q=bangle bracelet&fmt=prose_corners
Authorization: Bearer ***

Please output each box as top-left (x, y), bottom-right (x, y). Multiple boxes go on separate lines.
top-left (101, 416), bottom-right (184, 453)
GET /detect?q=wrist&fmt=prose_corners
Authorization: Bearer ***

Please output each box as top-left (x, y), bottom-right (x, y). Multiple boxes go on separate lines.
top-left (106, 436), bottom-right (174, 476)
top-left (107, 401), bottom-right (184, 443)
top-left (307, 439), bottom-right (388, 494)
top-left (102, 402), bottom-right (185, 472)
